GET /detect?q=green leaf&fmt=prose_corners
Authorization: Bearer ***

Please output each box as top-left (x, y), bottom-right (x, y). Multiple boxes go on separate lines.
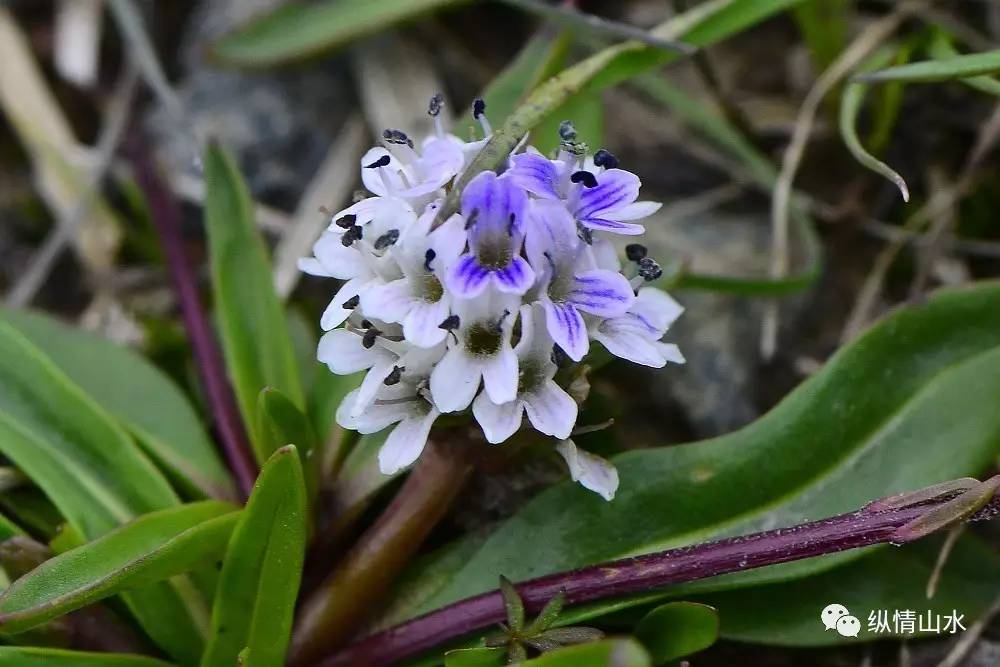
top-left (0, 322), bottom-right (178, 538)
top-left (695, 534), bottom-right (1000, 644)
top-left (633, 602), bottom-right (719, 663)
top-left (0, 308), bottom-right (234, 501)
top-left (928, 34), bottom-right (1000, 97)
top-left (499, 576), bottom-right (525, 632)
top-left (482, 30), bottom-right (571, 127)
top-left (202, 447), bottom-right (307, 667)
top-left (257, 388), bottom-right (319, 503)
top-left (211, 0), bottom-right (470, 67)
top-left (792, 0), bottom-right (848, 73)
top-left (0, 647), bottom-right (173, 666)
top-left (395, 282), bottom-right (1000, 619)
top-left (443, 647), bottom-right (506, 667)
top-left (854, 48), bottom-right (1000, 83)
top-left (203, 143), bottom-right (304, 464)
top-left (839, 47), bottom-right (910, 201)
top-left (522, 638), bottom-right (650, 666)
top-left (0, 501), bottom-right (237, 634)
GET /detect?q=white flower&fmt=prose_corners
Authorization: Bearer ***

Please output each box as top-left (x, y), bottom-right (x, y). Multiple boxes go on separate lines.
top-left (473, 303), bottom-right (578, 444)
top-left (556, 439), bottom-right (619, 501)
top-left (302, 102), bottom-right (684, 498)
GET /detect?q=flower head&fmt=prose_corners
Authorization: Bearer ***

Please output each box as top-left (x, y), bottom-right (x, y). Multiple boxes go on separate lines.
top-left (301, 96), bottom-right (683, 499)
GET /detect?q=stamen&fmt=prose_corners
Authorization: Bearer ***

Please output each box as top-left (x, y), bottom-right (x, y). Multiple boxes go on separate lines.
top-left (364, 155), bottom-right (391, 169)
top-left (576, 223), bottom-right (594, 245)
top-left (382, 129), bottom-right (414, 148)
top-left (558, 120), bottom-right (577, 143)
top-left (428, 93), bottom-right (445, 137)
top-left (341, 225), bottom-right (364, 246)
top-left (424, 248), bottom-right (436, 272)
top-left (383, 365), bottom-right (404, 386)
top-left (491, 309), bottom-right (511, 335)
top-left (374, 229), bottom-right (400, 250)
top-left (570, 171), bottom-right (598, 188)
top-left (362, 327), bottom-right (382, 349)
top-left (593, 149), bottom-right (619, 169)
top-left (342, 295), bottom-right (360, 310)
top-left (361, 319), bottom-right (373, 329)
top-left (551, 344), bottom-right (568, 367)
top-left (473, 98), bottom-right (492, 135)
top-left (438, 314), bottom-right (460, 331)
top-left (637, 257), bottom-right (663, 281)
top-left (334, 213), bottom-right (357, 229)
top-left (464, 208), bottom-right (480, 230)
top-left (625, 243), bottom-right (647, 261)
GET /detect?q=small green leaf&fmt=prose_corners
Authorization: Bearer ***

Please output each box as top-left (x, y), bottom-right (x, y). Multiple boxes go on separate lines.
top-left (0, 308), bottom-right (234, 500)
top-left (202, 446), bottom-right (307, 667)
top-left (211, 0), bottom-right (470, 67)
top-left (526, 590), bottom-right (565, 635)
top-left (928, 34), bottom-right (1000, 97)
top-left (521, 638), bottom-right (650, 666)
top-left (633, 602), bottom-right (719, 663)
top-left (840, 47), bottom-right (910, 201)
top-left (499, 576), bottom-right (525, 633)
top-left (854, 48), bottom-right (1000, 83)
top-left (203, 143), bottom-right (304, 464)
top-left (0, 647), bottom-right (173, 666)
top-left (0, 501), bottom-right (238, 634)
top-left (257, 387), bottom-right (320, 503)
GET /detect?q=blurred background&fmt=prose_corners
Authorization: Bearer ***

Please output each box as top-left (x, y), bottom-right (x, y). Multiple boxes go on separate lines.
top-left (0, 1), bottom-right (998, 664)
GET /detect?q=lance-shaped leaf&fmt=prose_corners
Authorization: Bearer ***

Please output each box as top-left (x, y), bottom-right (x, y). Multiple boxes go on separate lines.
top-left (0, 501), bottom-right (238, 634)
top-left (389, 282), bottom-right (1000, 621)
top-left (928, 35), bottom-right (1000, 97)
top-left (854, 48), bottom-right (1000, 83)
top-left (257, 388), bottom-right (320, 504)
top-left (0, 307), bottom-right (234, 501)
top-left (203, 144), bottom-right (304, 464)
top-left (202, 446), bottom-right (307, 667)
top-left (633, 602), bottom-right (719, 662)
top-left (0, 647), bottom-right (174, 666)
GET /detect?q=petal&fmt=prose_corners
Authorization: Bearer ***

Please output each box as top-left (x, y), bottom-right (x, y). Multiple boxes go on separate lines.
top-left (336, 388), bottom-right (410, 434)
top-left (360, 147), bottom-right (402, 196)
top-left (523, 380), bottom-right (577, 440)
top-left (427, 213), bottom-right (469, 270)
top-left (362, 279), bottom-right (415, 324)
top-left (601, 200), bottom-right (662, 221)
top-left (655, 342), bottom-right (685, 364)
top-left (320, 277), bottom-right (366, 330)
top-left (482, 346), bottom-right (518, 405)
top-left (578, 217), bottom-right (645, 235)
top-left (317, 328), bottom-right (393, 374)
top-left (592, 322), bottom-right (666, 368)
top-left (525, 201), bottom-right (578, 272)
top-left (575, 168), bottom-right (640, 220)
top-left (491, 256), bottom-right (536, 295)
top-left (402, 298), bottom-right (450, 348)
top-left (461, 171), bottom-right (528, 238)
top-left (310, 230), bottom-right (370, 279)
top-left (446, 254), bottom-right (492, 298)
top-left (555, 440), bottom-right (619, 501)
top-left (568, 270), bottom-right (635, 318)
top-left (544, 300), bottom-right (588, 362)
top-left (508, 153), bottom-right (562, 200)
top-left (472, 393), bottom-right (524, 444)
top-left (350, 359), bottom-right (399, 418)
top-left (429, 348), bottom-right (482, 413)
top-left (298, 257), bottom-right (329, 277)
top-left (634, 287), bottom-right (684, 332)
top-left (379, 406), bottom-right (438, 474)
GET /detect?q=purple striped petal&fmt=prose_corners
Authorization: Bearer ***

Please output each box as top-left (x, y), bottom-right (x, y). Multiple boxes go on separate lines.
top-left (544, 300), bottom-right (588, 362)
top-left (446, 254), bottom-right (493, 298)
top-left (491, 256), bottom-right (536, 295)
top-left (508, 153), bottom-right (562, 200)
top-left (462, 171), bottom-right (528, 244)
top-left (575, 169), bottom-right (640, 220)
top-left (578, 217), bottom-right (645, 235)
top-left (568, 270), bottom-right (635, 318)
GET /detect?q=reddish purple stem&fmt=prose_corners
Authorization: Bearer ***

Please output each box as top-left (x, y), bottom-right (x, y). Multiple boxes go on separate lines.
top-left (321, 491), bottom-right (1000, 666)
top-left (127, 136), bottom-right (257, 499)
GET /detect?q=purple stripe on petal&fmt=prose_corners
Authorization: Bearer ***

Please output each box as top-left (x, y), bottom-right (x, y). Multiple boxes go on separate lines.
top-left (575, 169), bottom-right (640, 220)
top-left (491, 256), bottom-right (536, 295)
top-left (544, 300), bottom-right (587, 362)
top-left (509, 153), bottom-right (561, 200)
top-left (568, 270), bottom-right (634, 317)
top-left (462, 172), bottom-right (527, 245)
top-left (446, 254), bottom-right (492, 298)
top-left (578, 217), bottom-right (645, 236)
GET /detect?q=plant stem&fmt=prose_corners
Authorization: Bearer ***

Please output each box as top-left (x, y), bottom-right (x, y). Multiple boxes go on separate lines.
top-left (319, 484), bottom-right (1000, 666)
top-left (127, 135), bottom-right (257, 500)
top-left (288, 437), bottom-right (475, 666)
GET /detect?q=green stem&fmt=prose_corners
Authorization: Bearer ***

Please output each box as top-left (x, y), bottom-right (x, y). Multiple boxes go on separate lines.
top-left (288, 435), bottom-right (476, 666)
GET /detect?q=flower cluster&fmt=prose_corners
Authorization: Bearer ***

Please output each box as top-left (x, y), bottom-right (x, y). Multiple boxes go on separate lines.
top-left (301, 96), bottom-right (683, 500)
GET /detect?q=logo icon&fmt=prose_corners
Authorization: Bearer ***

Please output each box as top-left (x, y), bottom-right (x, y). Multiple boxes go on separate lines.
top-left (821, 603), bottom-right (860, 637)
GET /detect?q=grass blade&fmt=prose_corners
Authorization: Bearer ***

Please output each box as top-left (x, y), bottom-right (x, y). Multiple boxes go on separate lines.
top-left (854, 48), bottom-right (1000, 83)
